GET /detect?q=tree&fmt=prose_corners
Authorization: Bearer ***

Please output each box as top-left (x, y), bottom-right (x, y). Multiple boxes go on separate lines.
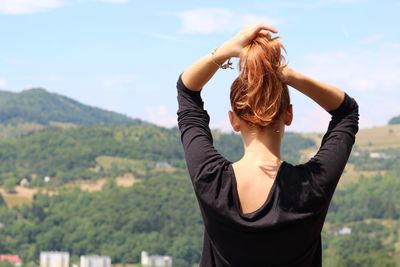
top-left (3, 178), bottom-right (16, 194)
top-left (0, 193), bottom-right (6, 206)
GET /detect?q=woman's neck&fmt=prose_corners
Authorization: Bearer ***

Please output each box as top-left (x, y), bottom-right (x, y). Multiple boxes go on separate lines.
top-left (240, 127), bottom-right (283, 164)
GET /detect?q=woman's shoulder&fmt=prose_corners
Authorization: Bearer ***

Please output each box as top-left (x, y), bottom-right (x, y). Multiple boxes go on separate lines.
top-left (275, 161), bottom-right (328, 212)
top-left (193, 158), bottom-right (232, 184)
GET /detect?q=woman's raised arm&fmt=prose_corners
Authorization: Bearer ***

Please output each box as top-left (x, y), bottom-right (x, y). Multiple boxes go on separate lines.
top-left (281, 67), bottom-right (345, 112)
top-left (280, 67), bottom-right (359, 200)
top-left (181, 24), bottom-right (278, 91)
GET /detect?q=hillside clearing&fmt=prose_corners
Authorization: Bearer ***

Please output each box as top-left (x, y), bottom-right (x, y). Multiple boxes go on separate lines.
top-left (0, 186), bottom-right (37, 208)
top-left (0, 173), bottom-right (140, 207)
top-left (302, 124), bottom-right (400, 151)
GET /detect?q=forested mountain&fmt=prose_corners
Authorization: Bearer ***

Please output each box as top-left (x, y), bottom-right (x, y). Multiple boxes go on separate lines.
top-left (0, 123), bottom-right (314, 189)
top-left (389, 114), bottom-right (400, 125)
top-left (0, 87), bottom-right (315, 190)
top-left (1, 160), bottom-right (399, 266)
top-left (0, 88), bottom-right (141, 126)
top-left (0, 124), bottom-right (185, 187)
top-left (0, 89), bottom-right (399, 266)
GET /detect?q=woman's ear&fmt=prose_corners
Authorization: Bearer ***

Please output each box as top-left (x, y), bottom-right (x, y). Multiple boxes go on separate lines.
top-left (284, 104), bottom-right (293, 126)
top-left (228, 111), bottom-right (241, 132)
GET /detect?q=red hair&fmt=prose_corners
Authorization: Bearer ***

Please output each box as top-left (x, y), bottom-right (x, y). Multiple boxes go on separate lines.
top-left (230, 35), bottom-right (290, 128)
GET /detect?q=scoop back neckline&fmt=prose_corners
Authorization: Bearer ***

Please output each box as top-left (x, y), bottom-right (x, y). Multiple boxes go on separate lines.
top-left (228, 161), bottom-right (287, 219)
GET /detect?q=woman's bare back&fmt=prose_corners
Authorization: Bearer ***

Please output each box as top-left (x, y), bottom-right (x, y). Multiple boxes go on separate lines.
top-left (232, 160), bottom-right (283, 214)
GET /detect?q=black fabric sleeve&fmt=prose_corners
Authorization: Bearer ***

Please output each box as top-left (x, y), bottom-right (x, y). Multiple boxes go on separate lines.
top-left (305, 93), bottom-right (359, 200)
top-left (176, 74), bottom-right (227, 183)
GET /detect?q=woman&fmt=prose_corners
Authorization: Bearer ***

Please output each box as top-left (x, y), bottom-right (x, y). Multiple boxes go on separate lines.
top-left (176, 24), bottom-right (359, 267)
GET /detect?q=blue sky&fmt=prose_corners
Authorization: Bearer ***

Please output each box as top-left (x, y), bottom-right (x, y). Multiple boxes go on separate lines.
top-left (0, 0), bottom-right (399, 133)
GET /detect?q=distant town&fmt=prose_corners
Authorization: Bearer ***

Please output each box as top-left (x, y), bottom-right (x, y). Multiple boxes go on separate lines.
top-left (0, 251), bottom-right (172, 267)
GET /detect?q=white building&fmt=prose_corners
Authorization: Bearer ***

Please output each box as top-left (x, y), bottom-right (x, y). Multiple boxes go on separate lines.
top-left (20, 178), bottom-right (29, 187)
top-left (80, 255), bottom-right (111, 267)
top-left (369, 152), bottom-right (390, 159)
top-left (141, 251), bottom-right (172, 267)
top-left (40, 252), bottom-right (69, 267)
top-left (337, 227), bottom-right (352, 235)
top-left (156, 162), bottom-right (172, 169)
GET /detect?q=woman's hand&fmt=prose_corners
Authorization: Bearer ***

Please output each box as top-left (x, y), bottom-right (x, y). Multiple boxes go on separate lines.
top-left (219, 23), bottom-right (278, 58)
top-left (181, 23), bottom-right (278, 91)
top-left (279, 66), bottom-right (296, 85)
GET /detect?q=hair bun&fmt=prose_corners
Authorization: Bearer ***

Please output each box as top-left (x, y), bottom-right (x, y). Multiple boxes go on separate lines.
top-left (230, 35), bottom-right (290, 127)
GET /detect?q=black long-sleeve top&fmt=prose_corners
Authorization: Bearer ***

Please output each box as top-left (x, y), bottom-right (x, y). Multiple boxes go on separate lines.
top-left (176, 75), bottom-right (359, 267)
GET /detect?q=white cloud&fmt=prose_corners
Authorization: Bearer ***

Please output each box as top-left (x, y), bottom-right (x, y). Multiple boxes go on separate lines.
top-left (290, 106), bottom-right (331, 133)
top-left (0, 0), bottom-right (129, 14)
top-left (360, 33), bottom-right (384, 44)
top-left (0, 78), bottom-right (7, 89)
top-left (301, 44), bottom-right (400, 92)
top-left (0, 0), bottom-right (65, 14)
top-left (101, 74), bottom-right (136, 90)
top-left (295, 41), bottom-right (400, 130)
top-left (145, 104), bottom-right (177, 128)
top-left (176, 8), bottom-right (281, 34)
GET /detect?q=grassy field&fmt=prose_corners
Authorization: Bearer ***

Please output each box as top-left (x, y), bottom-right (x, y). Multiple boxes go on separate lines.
top-left (0, 173), bottom-right (140, 207)
top-left (299, 124), bottom-right (398, 187)
top-left (302, 124), bottom-right (400, 151)
top-left (337, 163), bottom-right (386, 188)
top-left (355, 124), bottom-right (400, 150)
top-left (66, 173), bottom-right (140, 192)
top-left (96, 155), bottom-right (177, 175)
top-left (0, 186), bottom-right (36, 208)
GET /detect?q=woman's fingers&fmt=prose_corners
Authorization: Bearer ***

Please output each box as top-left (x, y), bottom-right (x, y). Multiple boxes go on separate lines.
top-left (222, 23), bottom-right (278, 57)
top-left (245, 23), bottom-right (278, 42)
top-left (254, 23), bottom-right (278, 34)
top-left (258, 30), bottom-right (273, 40)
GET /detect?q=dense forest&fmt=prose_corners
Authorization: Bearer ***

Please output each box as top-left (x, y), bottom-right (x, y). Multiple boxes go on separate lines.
top-left (323, 168), bottom-right (400, 266)
top-left (0, 123), bottom-right (314, 191)
top-left (0, 90), bottom-right (399, 266)
top-left (0, 171), bottom-right (203, 266)
top-left (0, 124), bottom-right (185, 188)
top-left (0, 162), bottom-right (399, 266)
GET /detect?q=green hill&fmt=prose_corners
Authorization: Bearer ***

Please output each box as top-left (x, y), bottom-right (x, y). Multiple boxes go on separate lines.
top-left (0, 157), bottom-right (398, 267)
top-left (0, 124), bottom-right (184, 187)
top-left (0, 90), bottom-right (398, 266)
top-left (389, 114), bottom-right (400, 125)
top-left (0, 123), bottom-right (315, 189)
top-left (0, 88), bottom-right (142, 126)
